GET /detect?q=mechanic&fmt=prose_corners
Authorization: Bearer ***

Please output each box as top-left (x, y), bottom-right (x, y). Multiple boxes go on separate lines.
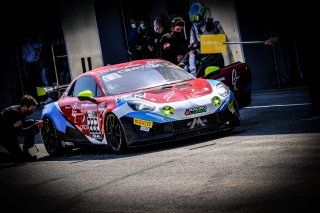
top-left (188, 2), bottom-right (226, 76)
top-left (0, 95), bottom-right (39, 162)
top-left (160, 17), bottom-right (189, 65)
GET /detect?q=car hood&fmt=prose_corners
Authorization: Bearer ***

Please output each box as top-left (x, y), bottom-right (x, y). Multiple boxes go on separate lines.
top-left (121, 79), bottom-right (214, 104)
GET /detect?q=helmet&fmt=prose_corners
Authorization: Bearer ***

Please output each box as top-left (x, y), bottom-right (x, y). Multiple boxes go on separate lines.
top-left (189, 2), bottom-right (206, 23)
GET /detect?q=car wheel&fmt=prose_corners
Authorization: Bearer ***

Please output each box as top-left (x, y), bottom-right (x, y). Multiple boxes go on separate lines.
top-left (105, 113), bottom-right (127, 154)
top-left (41, 117), bottom-right (64, 156)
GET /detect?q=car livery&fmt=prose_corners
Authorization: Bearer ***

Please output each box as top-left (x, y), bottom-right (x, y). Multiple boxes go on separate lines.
top-left (41, 59), bottom-right (240, 154)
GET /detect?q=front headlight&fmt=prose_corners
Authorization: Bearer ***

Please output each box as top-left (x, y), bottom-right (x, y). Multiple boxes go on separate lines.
top-left (127, 100), bottom-right (155, 111)
top-left (216, 82), bottom-right (229, 97)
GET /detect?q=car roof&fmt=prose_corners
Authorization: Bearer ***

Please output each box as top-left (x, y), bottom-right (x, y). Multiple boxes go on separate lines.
top-left (88, 59), bottom-right (167, 76)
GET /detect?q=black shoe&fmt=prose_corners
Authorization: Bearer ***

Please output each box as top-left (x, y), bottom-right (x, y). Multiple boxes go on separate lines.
top-left (301, 111), bottom-right (320, 121)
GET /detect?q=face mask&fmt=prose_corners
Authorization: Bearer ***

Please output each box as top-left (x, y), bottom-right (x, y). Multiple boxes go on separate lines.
top-left (140, 23), bottom-right (145, 30)
top-left (131, 23), bottom-right (136, 29)
top-left (154, 26), bottom-right (159, 33)
top-left (173, 31), bottom-right (183, 37)
top-left (26, 110), bottom-right (33, 116)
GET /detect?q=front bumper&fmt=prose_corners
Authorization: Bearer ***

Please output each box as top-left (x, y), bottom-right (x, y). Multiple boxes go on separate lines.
top-left (120, 107), bottom-right (240, 147)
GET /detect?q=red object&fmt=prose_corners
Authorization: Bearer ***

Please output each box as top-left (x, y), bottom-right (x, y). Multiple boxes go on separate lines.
top-left (204, 61), bottom-right (252, 108)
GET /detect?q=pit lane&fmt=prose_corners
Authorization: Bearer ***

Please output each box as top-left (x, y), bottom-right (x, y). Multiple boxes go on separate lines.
top-left (1, 87), bottom-right (319, 212)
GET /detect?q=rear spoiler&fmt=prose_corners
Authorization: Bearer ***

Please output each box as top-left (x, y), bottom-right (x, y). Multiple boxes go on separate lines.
top-left (36, 84), bottom-right (69, 97)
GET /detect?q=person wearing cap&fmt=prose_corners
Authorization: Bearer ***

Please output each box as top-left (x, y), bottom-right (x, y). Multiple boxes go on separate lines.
top-left (188, 2), bottom-right (225, 77)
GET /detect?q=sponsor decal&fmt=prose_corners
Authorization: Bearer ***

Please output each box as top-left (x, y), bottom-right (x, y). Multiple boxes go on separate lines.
top-left (188, 117), bottom-right (207, 129)
top-left (163, 91), bottom-right (175, 101)
top-left (185, 106), bottom-right (207, 116)
top-left (133, 118), bottom-right (153, 128)
top-left (232, 69), bottom-right (239, 91)
top-left (81, 104), bottom-right (96, 108)
top-left (130, 92), bottom-right (145, 99)
top-left (146, 113), bottom-right (168, 122)
top-left (162, 106), bottom-right (174, 116)
top-left (71, 103), bottom-right (78, 122)
top-left (140, 126), bottom-right (150, 132)
top-left (116, 96), bottom-right (124, 103)
top-left (80, 124), bottom-right (89, 130)
top-left (102, 73), bottom-right (121, 81)
top-left (118, 63), bottom-right (165, 73)
top-left (212, 96), bottom-right (221, 106)
top-left (191, 87), bottom-right (210, 95)
top-left (228, 99), bottom-right (235, 113)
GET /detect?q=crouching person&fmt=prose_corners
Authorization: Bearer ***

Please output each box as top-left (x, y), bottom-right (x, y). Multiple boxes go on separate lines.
top-left (0, 95), bottom-right (39, 162)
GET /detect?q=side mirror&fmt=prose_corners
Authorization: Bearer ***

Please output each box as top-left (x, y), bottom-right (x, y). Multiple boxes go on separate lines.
top-left (204, 66), bottom-right (220, 77)
top-left (77, 90), bottom-right (97, 103)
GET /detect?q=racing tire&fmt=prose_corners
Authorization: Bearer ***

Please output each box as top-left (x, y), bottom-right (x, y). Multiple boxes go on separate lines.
top-left (105, 113), bottom-right (127, 154)
top-left (41, 117), bottom-right (67, 156)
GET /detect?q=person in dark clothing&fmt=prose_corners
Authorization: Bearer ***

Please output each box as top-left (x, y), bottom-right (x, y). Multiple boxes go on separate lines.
top-left (127, 16), bottom-right (140, 60)
top-left (0, 95), bottom-right (40, 162)
top-left (136, 17), bottom-right (156, 59)
top-left (160, 17), bottom-right (189, 65)
top-left (153, 14), bottom-right (170, 58)
top-left (135, 17), bottom-right (156, 59)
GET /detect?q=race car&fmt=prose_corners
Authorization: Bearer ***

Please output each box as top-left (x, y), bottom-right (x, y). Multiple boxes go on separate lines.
top-left (40, 59), bottom-right (243, 155)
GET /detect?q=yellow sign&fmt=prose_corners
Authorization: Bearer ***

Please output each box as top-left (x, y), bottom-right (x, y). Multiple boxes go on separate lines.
top-left (133, 118), bottom-right (153, 128)
top-left (228, 99), bottom-right (235, 112)
top-left (200, 34), bottom-right (226, 54)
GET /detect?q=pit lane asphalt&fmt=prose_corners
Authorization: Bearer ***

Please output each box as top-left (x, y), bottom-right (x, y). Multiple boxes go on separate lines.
top-left (1, 87), bottom-right (319, 212)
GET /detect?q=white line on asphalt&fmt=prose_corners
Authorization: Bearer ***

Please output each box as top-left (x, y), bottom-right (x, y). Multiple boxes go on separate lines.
top-left (244, 103), bottom-right (311, 109)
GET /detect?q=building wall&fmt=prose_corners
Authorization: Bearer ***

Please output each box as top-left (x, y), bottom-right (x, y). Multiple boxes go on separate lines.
top-left (59, 0), bottom-right (103, 79)
top-left (94, 0), bottom-right (128, 65)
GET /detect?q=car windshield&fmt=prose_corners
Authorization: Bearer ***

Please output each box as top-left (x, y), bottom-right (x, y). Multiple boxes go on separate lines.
top-left (100, 62), bottom-right (195, 95)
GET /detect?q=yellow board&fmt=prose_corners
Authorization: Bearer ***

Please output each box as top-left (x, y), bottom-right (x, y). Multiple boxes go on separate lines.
top-left (133, 118), bottom-right (153, 128)
top-left (200, 34), bottom-right (226, 54)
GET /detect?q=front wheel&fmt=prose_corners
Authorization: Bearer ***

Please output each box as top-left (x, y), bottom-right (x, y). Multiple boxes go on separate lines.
top-left (41, 117), bottom-right (66, 155)
top-left (105, 113), bottom-right (127, 154)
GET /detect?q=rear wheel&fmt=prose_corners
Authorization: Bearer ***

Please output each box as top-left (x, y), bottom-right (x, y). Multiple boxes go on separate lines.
top-left (105, 113), bottom-right (127, 154)
top-left (41, 117), bottom-right (67, 155)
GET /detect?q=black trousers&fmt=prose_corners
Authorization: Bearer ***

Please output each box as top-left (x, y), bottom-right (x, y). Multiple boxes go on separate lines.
top-left (0, 120), bottom-right (37, 158)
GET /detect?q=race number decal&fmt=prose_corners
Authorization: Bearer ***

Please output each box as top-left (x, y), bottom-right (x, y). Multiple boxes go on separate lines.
top-left (86, 111), bottom-right (102, 139)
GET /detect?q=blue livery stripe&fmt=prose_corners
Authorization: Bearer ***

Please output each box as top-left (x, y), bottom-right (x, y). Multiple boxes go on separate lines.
top-left (125, 111), bottom-right (176, 123)
top-left (116, 99), bottom-right (127, 108)
top-left (216, 92), bottom-right (235, 112)
top-left (205, 79), bottom-right (220, 87)
top-left (41, 103), bottom-right (74, 133)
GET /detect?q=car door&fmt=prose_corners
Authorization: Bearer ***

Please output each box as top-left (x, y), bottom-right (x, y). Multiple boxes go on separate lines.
top-left (64, 76), bottom-right (104, 142)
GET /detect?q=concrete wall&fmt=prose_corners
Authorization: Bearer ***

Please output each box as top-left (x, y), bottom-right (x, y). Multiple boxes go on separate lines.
top-left (94, 0), bottom-right (128, 65)
top-left (59, 0), bottom-right (103, 79)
